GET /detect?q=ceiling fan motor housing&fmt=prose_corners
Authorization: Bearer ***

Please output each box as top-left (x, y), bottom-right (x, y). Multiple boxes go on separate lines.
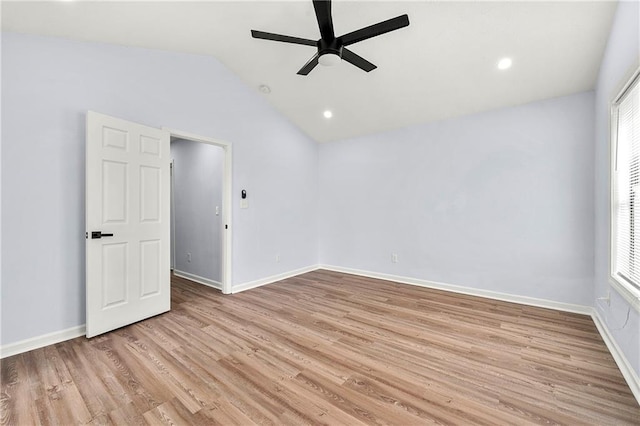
top-left (318, 37), bottom-right (342, 58)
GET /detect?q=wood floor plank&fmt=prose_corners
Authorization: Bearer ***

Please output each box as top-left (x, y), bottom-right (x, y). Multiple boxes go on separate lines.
top-left (0, 355), bottom-right (39, 426)
top-left (142, 397), bottom-right (197, 425)
top-left (54, 339), bottom-right (122, 418)
top-left (1, 270), bottom-right (638, 425)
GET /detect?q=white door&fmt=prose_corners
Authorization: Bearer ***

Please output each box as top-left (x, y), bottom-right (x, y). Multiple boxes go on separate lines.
top-left (86, 111), bottom-right (170, 338)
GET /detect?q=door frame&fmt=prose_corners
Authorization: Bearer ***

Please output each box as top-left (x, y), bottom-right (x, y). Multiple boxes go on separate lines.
top-left (170, 159), bottom-right (176, 271)
top-left (164, 127), bottom-right (233, 295)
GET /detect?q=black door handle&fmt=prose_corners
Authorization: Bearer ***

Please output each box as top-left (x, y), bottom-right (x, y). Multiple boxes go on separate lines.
top-left (91, 231), bottom-right (114, 239)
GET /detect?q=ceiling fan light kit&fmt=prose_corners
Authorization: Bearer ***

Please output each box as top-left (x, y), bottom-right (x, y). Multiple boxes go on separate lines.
top-left (251, 0), bottom-right (409, 75)
top-left (319, 53), bottom-right (341, 67)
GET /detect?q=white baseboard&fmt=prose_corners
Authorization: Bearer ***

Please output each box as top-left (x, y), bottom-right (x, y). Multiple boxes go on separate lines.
top-left (0, 325), bottom-right (86, 359)
top-left (174, 269), bottom-right (222, 290)
top-left (318, 265), bottom-right (592, 315)
top-left (0, 266), bottom-right (318, 358)
top-left (232, 265), bottom-right (319, 294)
top-left (3, 266), bottom-right (637, 407)
top-left (591, 309), bottom-right (640, 404)
top-left (319, 265), bottom-right (640, 403)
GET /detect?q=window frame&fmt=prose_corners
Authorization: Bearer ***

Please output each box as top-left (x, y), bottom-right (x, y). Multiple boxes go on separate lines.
top-left (609, 66), bottom-right (640, 312)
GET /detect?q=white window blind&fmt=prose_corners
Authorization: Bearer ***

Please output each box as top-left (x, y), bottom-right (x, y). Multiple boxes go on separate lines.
top-left (613, 74), bottom-right (640, 290)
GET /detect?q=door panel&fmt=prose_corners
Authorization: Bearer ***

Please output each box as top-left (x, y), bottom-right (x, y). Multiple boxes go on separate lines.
top-left (140, 166), bottom-right (161, 222)
top-left (102, 242), bottom-right (128, 307)
top-left (140, 239), bottom-right (161, 297)
top-left (141, 135), bottom-right (161, 156)
top-left (102, 160), bottom-right (128, 223)
top-left (86, 111), bottom-right (170, 338)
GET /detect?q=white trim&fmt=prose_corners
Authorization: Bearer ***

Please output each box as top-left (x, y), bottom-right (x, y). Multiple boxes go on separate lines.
top-left (591, 309), bottom-right (640, 404)
top-left (609, 277), bottom-right (640, 312)
top-left (174, 269), bottom-right (222, 291)
top-left (0, 325), bottom-right (86, 359)
top-left (608, 65), bottom-right (640, 314)
top-left (170, 159), bottom-right (176, 271)
top-left (318, 265), bottom-right (592, 315)
top-left (612, 65), bottom-right (640, 105)
top-left (319, 266), bottom-right (639, 402)
top-left (232, 265), bottom-right (320, 294)
top-left (163, 127), bottom-right (233, 295)
top-left (319, 266), bottom-right (640, 402)
top-left (2, 268), bottom-right (638, 405)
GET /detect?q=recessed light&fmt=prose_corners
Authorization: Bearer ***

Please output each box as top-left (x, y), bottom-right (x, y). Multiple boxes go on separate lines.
top-left (497, 57), bottom-right (512, 70)
top-left (258, 84), bottom-right (271, 94)
top-left (323, 110), bottom-right (333, 119)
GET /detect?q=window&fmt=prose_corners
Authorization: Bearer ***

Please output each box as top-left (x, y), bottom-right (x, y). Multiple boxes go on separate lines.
top-left (611, 69), bottom-right (640, 304)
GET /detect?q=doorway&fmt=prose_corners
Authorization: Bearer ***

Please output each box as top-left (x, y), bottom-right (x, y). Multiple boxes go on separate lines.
top-left (166, 128), bottom-right (232, 295)
top-left (86, 112), bottom-right (233, 338)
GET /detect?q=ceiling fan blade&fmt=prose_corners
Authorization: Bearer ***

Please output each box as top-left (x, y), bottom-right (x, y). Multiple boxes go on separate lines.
top-left (312, 0), bottom-right (335, 41)
top-left (251, 30), bottom-right (317, 47)
top-left (341, 48), bottom-right (377, 72)
top-left (297, 53), bottom-right (320, 75)
top-left (340, 14), bottom-right (410, 46)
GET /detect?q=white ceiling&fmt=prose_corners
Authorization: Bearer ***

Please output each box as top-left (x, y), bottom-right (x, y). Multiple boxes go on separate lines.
top-left (2, 0), bottom-right (617, 142)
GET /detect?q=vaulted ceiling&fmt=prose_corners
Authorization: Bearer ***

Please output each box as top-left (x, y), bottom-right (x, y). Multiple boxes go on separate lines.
top-left (2, 1), bottom-right (617, 142)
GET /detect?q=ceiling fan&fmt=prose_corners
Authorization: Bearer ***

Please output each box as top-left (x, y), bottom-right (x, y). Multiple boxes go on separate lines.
top-left (251, 0), bottom-right (410, 75)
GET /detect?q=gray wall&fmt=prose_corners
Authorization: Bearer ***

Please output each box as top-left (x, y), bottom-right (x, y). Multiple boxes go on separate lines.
top-left (594, 0), bottom-right (640, 378)
top-left (171, 138), bottom-right (224, 284)
top-left (2, 6), bottom-right (638, 368)
top-left (1, 33), bottom-right (319, 345)
top-left (319, 91), bottom-right (595, 306)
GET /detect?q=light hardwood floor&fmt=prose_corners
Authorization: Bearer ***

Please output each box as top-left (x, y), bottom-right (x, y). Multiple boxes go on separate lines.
top-left (1, 270), bottom-right (639, 425)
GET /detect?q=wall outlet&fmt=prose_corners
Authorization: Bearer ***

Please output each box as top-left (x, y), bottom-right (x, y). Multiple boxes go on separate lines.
top-left (215, 206), bottom-right (220, 216)
top-left (187, 252), bottom-right (192, 263)
top-left (276, 254), bottom-right (280, 263)
top-left (391, 253), bottom-right (398, 263)
top-left (240, 199), bottom-right (249, 209)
